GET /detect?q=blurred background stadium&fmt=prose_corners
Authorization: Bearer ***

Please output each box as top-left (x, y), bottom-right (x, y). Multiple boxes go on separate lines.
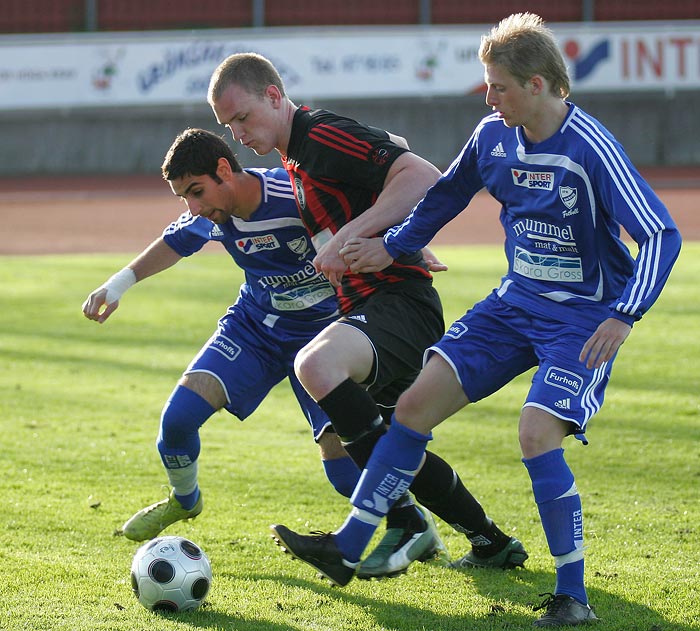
top-left (0, 0), bottom-right (699, 177)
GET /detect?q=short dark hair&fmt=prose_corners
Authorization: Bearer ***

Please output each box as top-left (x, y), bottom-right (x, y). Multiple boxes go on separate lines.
top-left (161, 128), bottom-right (242, 182)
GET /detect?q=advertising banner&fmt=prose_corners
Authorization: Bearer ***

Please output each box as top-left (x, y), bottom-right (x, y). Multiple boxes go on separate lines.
top-left (0, 22), bottom-right (698, 110)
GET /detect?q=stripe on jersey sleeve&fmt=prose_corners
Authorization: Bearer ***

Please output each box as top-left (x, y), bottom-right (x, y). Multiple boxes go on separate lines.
top-left (309, 124), bottom-right (372, 161)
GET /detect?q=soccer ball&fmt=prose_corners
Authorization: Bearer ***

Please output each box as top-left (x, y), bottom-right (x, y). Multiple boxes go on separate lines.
top-left (130, 536), bottom-right (212, 612)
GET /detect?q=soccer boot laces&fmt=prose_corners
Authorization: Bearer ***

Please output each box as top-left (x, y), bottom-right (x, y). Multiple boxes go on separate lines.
top-left (270, 524), bottom-right (357, 587)
top-left (533, 593), bottom-right (599, 627)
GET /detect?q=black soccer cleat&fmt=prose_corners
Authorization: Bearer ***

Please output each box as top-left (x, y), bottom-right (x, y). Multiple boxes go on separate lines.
top-left (270, 524), bottom-right (357, 587)
top-left (533, 593), bottom-right (599, 627)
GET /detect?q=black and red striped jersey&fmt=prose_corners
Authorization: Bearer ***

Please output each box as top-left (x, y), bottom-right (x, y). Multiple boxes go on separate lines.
top-left (282, 106), bottom-right (432, 313)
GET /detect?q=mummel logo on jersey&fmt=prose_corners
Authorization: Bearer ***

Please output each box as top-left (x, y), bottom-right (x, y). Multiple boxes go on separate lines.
top-left (236, 234), bottom-right (280, 254)
top-left (511, 169), bottom-right (554, 190)
top-left (545, 366), bottom-right (583, 395)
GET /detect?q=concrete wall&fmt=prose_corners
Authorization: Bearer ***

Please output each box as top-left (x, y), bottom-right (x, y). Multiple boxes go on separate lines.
top-left (1, 90), bottom-right (698, 176)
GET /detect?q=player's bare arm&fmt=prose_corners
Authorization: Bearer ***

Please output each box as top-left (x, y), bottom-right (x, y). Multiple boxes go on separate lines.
top-left (82, 237), bottom-right (182, 323)
top-left (579, 317), bottom-right (632, 369)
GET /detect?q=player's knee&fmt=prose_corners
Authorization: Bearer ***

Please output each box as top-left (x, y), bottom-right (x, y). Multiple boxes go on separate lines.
top-left (518, 409), bottom-right (568, 458)
top-left (295, 342), bottom-right (346, 399)
top-left (394, 384), bottom-right (431, 428)
top-left (158, 385), bottom-right (216, 448)
top-left (294, 341), bottom-right (327, 389)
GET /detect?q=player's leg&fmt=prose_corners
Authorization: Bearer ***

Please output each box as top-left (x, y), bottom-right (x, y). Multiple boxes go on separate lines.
top-left (317, 431), bottom-right (361, 498)
top-left (332, 353), bottom-right (467, 562)
top-left (521, 408), bottom-right (598, 626)
top-left (356, 295), bottom-right (529, 571)
top-left (120, 372), bottom-right (223, 541)
top-left (293, 318), bottom-right (439, 576)
top-left (287, 370), bottom-right (360, 499)
top-left (271, 353), bottom-right (464, 585)
top-left (121, 307), bottom-right (283, 541)
top-left (521, 324), bottom-right (611, 626)
top-left (274, 294), bottom-right (533, 584)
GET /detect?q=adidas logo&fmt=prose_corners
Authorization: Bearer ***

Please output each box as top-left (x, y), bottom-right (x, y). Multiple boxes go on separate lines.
top-left (348, 314), bottom-right (367, 323)
top-left (210, 225), bottom-right (224, 238)
top-left (490, 142), bottom-right (507, 158)
top-left (554, 398), bottom-right (571, 410)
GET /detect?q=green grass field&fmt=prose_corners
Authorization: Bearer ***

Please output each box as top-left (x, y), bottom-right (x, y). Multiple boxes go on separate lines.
top-left (1, 244), bottom-right (698, 631)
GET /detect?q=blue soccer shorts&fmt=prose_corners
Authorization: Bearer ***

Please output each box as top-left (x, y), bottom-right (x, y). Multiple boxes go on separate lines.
top-left (183, 300), bottom-right (334, 441)
top-left (427, 292), bottom-right (615, 434)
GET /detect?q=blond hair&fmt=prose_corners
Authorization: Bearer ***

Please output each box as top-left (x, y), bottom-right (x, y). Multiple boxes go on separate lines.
top-left (479, 13), bottom-right (570, 98)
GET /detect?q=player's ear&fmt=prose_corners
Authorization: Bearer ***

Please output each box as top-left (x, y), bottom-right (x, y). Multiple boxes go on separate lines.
top-left (265, 84), bottom-right (283, 107)
top-left (216, 157), bottom-right (233, 180)
top-left (530, 75), bottom-right (545, 95)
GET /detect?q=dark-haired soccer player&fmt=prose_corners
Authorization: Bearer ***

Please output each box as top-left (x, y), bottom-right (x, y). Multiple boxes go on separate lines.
top-left (83, 128), bottom-right (358, 540)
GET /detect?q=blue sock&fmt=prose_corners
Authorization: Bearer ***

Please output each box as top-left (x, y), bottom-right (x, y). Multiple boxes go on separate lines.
top-left (334, 419), bottom-right (432, 562)
top-left (157, 385), bottom-right (215, 510)
top-left (323, 456), bottom-right (361, 498)
top-left (523, 448), bottom-right (587, 605)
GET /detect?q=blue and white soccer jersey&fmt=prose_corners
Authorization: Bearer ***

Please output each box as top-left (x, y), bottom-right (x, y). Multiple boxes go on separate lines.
top-left (162, 167), bottom-right (339, 439)
top-left (387, 103), bottom-right (681, 432)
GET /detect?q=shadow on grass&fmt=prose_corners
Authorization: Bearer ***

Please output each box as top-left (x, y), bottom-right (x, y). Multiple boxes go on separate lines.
top-left (181, 564), bottom-right (696, 631)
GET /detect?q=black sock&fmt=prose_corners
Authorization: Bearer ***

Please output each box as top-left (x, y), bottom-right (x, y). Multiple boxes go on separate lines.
top-left (317, 378), bottom-right (383, 467)
top-left (411, 453), bottom-right (511, 554)
top-left (411, 451), bottom-right (486, 528)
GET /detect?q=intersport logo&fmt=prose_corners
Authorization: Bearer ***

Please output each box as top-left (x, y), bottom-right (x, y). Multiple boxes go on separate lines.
top-left (511, 169), bottom-right (554, 190)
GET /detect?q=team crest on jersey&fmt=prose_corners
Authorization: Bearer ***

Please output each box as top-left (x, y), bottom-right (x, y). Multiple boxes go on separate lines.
top-left (511, 169), bottom-right (554, 190)
top-left (294, 176), bottom-right (306, 210)
top-left (236, 234), bottom-right (280, 254)
top-left (559, 186), bottom-right (578, 209)
top-left (372, 148), bottom-right (390, 165)
top-left (287, 236), bottom-right (311, 260)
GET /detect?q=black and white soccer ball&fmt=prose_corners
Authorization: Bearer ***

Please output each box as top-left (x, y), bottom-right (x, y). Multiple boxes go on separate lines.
top-left (130, 536), bottom-right (212, 612)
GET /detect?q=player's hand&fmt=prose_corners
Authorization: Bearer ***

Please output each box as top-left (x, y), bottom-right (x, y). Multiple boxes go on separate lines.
top-left (421, 246), bottom-right (448, 273)
top-left (82, 287), bottom-right (120, 324)
top-left (579, 317), bottom-right (631, 369)
top-left (313, 237), bottom-right (348, 287)
top-left (339, 237), bottom-right (394, 273)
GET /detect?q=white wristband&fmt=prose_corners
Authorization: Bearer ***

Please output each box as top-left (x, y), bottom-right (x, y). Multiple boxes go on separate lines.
top-left (102, 267), bottom-right (136, 304)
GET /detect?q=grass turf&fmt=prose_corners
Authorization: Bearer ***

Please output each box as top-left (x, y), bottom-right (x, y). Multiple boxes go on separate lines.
top-left (0, 244), bottom-right (697, 630)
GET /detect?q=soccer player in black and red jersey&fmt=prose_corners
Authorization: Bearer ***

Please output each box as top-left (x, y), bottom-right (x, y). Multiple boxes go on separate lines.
top-left (208, 52), bottom-right (527, 585)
